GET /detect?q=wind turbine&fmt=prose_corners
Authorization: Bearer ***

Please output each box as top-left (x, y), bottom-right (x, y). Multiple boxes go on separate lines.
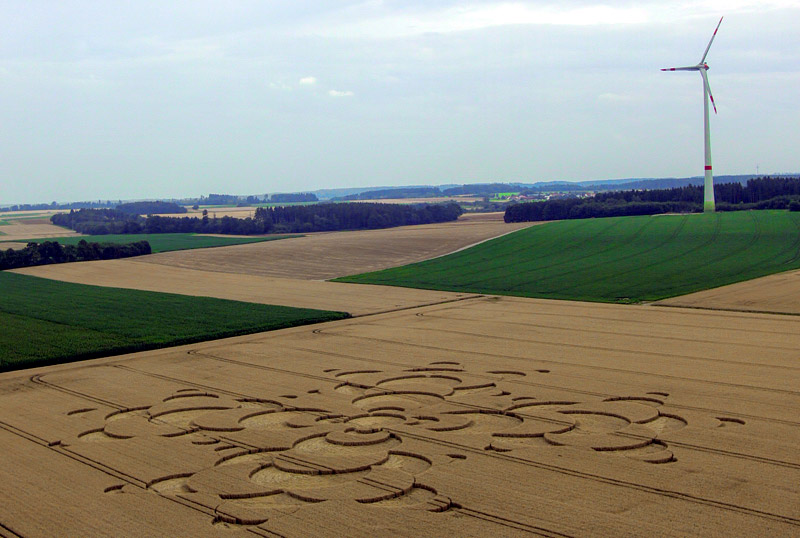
top-left (662, 17), bottom-right (723, 212)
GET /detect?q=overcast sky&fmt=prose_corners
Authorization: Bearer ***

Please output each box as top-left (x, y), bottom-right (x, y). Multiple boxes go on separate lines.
top-left (1, 1), bottom-right (798, 204)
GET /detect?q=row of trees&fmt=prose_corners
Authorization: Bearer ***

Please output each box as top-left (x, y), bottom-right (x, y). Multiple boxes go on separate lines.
top-left (593, 177), bottom-right (800, 205)
top-left (0, 240), bottom-right (151, 270)
top-left (51, 202), bottom-right (464, 235)
top-left (505, 199), bottom-right (700, 222)
top-left (192, 192), bottom-right (319, 205)
top-left (506, 177), bottom-right (800, 223)
top-left (270, 192), bottom-right (318, 203)
top-left (253, 202), bottom-right (463, 233)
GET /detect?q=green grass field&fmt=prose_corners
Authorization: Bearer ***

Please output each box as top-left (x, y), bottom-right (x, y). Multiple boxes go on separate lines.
top-left (0, 272), bottom-right (349, 371)
top-left (335, 211), bottom-right (800, 303)
top-left (25, 233), bottom-right (297, 253)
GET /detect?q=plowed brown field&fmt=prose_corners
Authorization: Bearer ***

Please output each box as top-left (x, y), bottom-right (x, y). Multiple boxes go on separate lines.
top-left (656, 268), bottom-right (800, 315)
top-left (1, 296), bottom-right (797, 536)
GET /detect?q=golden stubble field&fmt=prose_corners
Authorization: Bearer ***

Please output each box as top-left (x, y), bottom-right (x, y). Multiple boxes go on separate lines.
top-left (0, 210), bottom-right (78, 247)
top-left (0, 296), bottom-right (797, 536)
top-left (656, 268), bottom-right (800, 315)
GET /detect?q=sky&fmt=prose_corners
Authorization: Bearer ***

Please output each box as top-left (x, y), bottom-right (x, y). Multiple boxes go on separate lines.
top-left (1, 1), bottom-right (799, 204)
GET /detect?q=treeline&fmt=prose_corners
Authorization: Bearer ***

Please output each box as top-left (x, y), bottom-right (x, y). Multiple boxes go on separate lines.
top-left (51, 202), bottom-right (463, 235)
top-left (1, 240), bottom-right (151, 270)
top-left (594, 177), bottom-right (800, 205)
top-left (270, 192), bottom-right (318, 203)
top-left (192, 192), bottom-right (318, 205)
top-left (505, 199), bottom-right (700, 222)
top-left (505, 177), bottom-right (800, 223)
top-left (116, 201), bottom-right (186, 215)
top-left (254, 202), bottom-right (463, 233)
top-left (0, 200), bottom-right (117, 212)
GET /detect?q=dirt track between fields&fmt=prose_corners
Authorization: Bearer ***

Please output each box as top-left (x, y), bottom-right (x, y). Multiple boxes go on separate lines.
top-left (0, 296), bottom-right (797, 536)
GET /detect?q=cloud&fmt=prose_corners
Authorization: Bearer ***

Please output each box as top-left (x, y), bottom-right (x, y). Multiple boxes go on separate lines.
top-left (328, 89), bottom-right (354, 97)
top-left (597, 92), bottom-right (633, 103)
top-left (299, 76), bottom-right (317, 85)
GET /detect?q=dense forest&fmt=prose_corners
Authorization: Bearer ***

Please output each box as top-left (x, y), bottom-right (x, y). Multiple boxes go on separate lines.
top-left (116, 201), bottom-right (187, 214)
top-left (505, 177), bottom-right (800, 222)
top-left (51, 202), bottom-right (463, 235)
top-left (269, 192), bottom-right (318, 203)
top-left (0, 240), bottom-right (151, 270)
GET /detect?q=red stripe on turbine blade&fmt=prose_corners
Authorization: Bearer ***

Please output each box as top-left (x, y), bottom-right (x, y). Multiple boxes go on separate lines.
top-left (705, 166), bottom-right (713, 170)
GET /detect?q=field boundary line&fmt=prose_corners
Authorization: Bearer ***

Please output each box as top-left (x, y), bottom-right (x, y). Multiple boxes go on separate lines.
top-left (347, 294), bottom-right (484, 318)
top-left (30, 374), bottom-right (127, 409)
top-left (653, 303), bottom-right (800, 317)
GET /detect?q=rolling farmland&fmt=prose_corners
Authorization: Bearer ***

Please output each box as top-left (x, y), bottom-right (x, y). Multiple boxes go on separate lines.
top-left (336, 211), bottom-right (800, 303)
top-left (36, 212), bottom-right (536, 280)
top-left (1, 210), bottom-right (799, 536)
top-left (0, 272), bottom-right (348, 370)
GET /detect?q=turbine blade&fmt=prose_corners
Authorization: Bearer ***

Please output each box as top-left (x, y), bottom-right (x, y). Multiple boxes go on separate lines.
top-left (701, 70), bottom-right (718, 114)
top-left (700, 17), bottom-right (723, 64)
top-left (661, 66), bottom-right (700, 71)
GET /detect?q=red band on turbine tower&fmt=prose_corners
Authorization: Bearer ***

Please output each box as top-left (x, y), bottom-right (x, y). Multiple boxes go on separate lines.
top-left (705, 165), bottom-right (712, 170)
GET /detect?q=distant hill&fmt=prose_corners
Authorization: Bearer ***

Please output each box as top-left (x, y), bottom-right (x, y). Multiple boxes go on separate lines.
top-left (335, 186), bottom-right (444, 201)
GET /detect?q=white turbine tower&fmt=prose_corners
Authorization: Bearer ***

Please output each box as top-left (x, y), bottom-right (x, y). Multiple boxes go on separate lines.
top-left (662, 17), bottom-right (723, 212)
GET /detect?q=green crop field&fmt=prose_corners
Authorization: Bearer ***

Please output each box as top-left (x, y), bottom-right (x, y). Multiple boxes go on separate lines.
top-left (335, 211), bottom-right (800, 303)
top-left (0, 272), bottom-right (349, 371)
top-left (25, 233), bottom-right (297, 253)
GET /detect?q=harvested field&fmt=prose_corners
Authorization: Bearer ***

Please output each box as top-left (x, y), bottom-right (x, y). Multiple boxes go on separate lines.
top-left (0, 218), bottom-right (79, 241)
top-left (13, 260), bottom-right (473, 316)
top-left (157, 206), bottom-right (262, 218)
top-left (656, 268), bottom-right (800, 315)
top-left (89, 213), bottom-right (536, 280)
top-left (0, 296), bottom-right (797, 536)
